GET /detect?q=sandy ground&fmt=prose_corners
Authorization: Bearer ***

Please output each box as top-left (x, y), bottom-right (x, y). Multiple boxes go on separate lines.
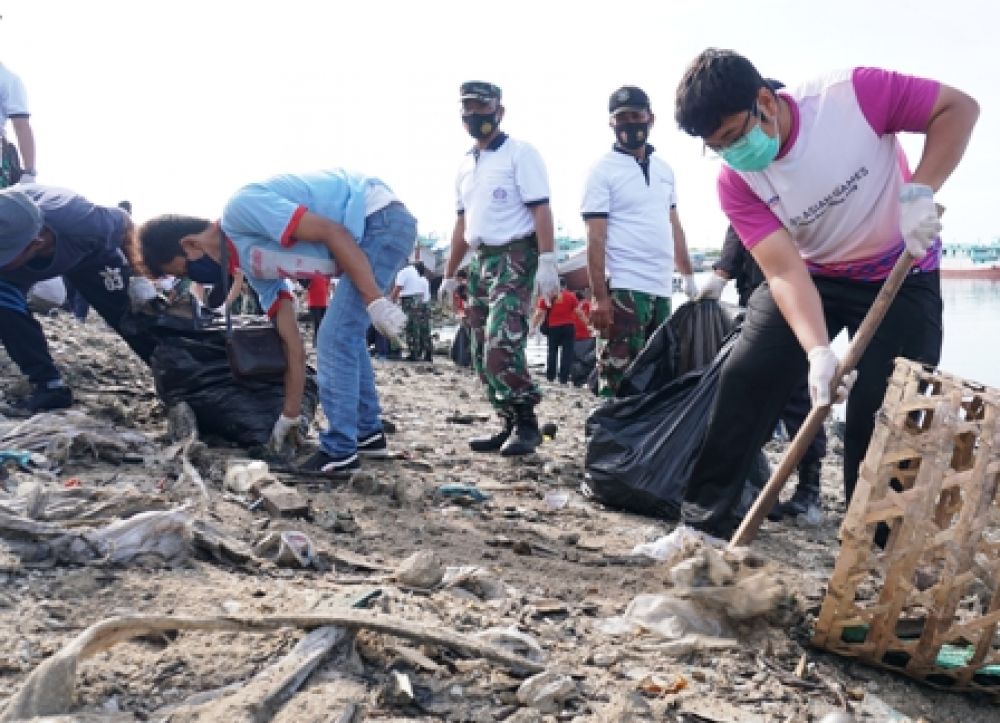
top-left (0, 312), bottom-right (996, 722)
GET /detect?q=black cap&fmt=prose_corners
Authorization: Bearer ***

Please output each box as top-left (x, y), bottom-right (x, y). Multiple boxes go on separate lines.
top-left (764, 78), bottom-right (785, 91)
top-left (460, 80), bottom-right (502, 102)
top-left (609, 85), bottom-right (651, 114)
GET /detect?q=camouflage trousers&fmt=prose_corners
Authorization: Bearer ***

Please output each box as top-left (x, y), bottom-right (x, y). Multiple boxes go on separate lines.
top-left (597, 289), bottom-right (672, 397)
top-left (466, 242), bottom-right (541, 412)
top-left (401, 295), bottom-right (432, 359)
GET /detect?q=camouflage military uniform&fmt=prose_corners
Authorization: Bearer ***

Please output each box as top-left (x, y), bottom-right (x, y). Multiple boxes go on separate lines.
top-left (401, 295), bottom-right (432, 359)
top-left (597, 289), bottom-right (671, 397)
top-left (465, 240), bottom-right (540, 411)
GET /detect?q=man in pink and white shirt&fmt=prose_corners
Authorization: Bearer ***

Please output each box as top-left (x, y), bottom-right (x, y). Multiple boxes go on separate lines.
top-left (673, 49), bottom-right (979, 538)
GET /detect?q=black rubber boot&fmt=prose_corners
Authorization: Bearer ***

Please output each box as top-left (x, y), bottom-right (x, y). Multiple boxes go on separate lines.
top-left (469, 412), bottom-right (514, 453)
top-left (775, 459), bottom-right (822, 519)
top-left (24, 384), bottom-right (73, 412)
top-left (500, 405), bottom-right (542, 457)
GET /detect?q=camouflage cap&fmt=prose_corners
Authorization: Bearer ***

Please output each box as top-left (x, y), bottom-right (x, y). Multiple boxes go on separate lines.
top-left (460, 81), bottom-right (502, 102)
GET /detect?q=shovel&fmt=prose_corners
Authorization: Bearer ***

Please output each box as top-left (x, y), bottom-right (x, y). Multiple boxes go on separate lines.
top-left (729, 250), bottom-right (917, 548)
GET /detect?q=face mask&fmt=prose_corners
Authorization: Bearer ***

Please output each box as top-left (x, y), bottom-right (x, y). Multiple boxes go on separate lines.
top-left (614, 121), bottom-right (650, 151)
top-left (720, 114), bottom-right (780, 172)
top-left (463, 112), bottom-right (498, 140)
top-left (186, 254), bottom-right (222, 284)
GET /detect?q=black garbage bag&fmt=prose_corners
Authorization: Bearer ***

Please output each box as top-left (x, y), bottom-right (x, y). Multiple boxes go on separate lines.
top-left (667, 299), bottom-right (737, 377)
top-left (150, 327), bottom-right (319, 447)
top-left (584, 329), bottom-right (770, 522)
top-left (615, 321), bottom-right (679, 398)
top-left (450, 324), bottom-right (472, 368)
top-left (583, 335), bottom-right (735, 519)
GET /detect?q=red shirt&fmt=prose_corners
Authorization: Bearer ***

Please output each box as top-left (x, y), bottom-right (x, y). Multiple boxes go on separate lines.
top-left (573, 300), bottom-right (592, 340)
top-left (537, 290), bottom-right (578, 328)
top-left (306, 276), bottom-right (331, 308)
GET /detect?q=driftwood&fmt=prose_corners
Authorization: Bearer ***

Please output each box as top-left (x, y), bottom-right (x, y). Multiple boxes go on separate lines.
top-left (168, 626), bottom-right (351, 722)
top-left (1, 611), bottom-right (545, 720)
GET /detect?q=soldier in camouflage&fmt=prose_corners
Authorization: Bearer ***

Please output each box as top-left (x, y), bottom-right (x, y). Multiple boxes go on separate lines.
top-left (394, 261), bottom-right (433, 361)
top-left (438, 80), bottom-right (560, 456)
top-left (581, 85), bottom-right (698, 397)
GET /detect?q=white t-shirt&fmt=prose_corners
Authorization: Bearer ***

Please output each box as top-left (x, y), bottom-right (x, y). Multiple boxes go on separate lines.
top-left (581, 148), bottom-right (677, 297)
top-left (395, 264), bottom-right (423, 296)
top-left (455, 133), bottom-right (550, 248)
top-left (0, 64), bottom-right (29, 139)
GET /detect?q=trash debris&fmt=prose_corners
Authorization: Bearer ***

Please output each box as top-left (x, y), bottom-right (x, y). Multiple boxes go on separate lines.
top-left (396, 550), bottom-right (445, 589)
top-left (254, 530), bottom-right (317, 568)
top-left (435, 483), bottom-right (490, 503)
top-left (516, 670), bottom-right (576, 713)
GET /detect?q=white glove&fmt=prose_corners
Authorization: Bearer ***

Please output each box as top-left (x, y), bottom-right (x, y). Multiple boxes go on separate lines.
top-left (807, 346), bottom-right (858, 407)
top-left (438, 277), bottom-right (458, 310)
top-left (127, 276), bottom-right (158, 310)
top-left (367, 297), bottom-right (406, 344)
top-left (17, 172), bottom-right (36, 184)
top-left (899, 183), bottom-right (941, 259)
top-left (534, 252), bottom-right (560, 302)
top-left (682, 274), bottom-right (698, 300)
top-left (269, 414), bottom-right (304, 454)
top-left (695, 273), bottom-right (728, 301)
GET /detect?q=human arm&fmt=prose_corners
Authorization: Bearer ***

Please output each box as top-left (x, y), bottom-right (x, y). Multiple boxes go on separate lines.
top-left (223, 269), bottom-right (245, 308)
top-left (439, 215), bottom-right (470, 309)
top-left (670, 207), bottom-right (697, 298)
top-left (585, 217), bottom-right (612, 336)
top-left (272, 296), bottom-right (307, 419)
top-left (10, 117), bottom-right (35, 176)
top-left (530, 203), bottom-right (559, 300)
top-left (289, 211), bottom-right (381, 304)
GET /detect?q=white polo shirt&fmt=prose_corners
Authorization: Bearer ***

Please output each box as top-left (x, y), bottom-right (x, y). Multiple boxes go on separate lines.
top-left (395, 264), bottom-right (423, 297)
top-left (0, 64), bottom-right (29, 139)
top-left (581, 147), bottom-right (677, 297)
top-left (455, 133), bottom-right (550, 248)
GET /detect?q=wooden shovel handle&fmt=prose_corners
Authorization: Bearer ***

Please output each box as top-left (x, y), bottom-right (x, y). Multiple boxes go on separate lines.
top-left (728, 251), bottom-right (917, 548)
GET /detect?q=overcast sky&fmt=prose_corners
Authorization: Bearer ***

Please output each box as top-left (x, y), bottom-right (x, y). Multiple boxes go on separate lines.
top-left (3, 0), bottom-right (994, 249)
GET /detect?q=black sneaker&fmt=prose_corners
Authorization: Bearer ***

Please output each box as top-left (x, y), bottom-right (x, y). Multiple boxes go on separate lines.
top-left (357, 431), bottom-right (388, 458)
top-left (299, 450), bottom-right (360, 478)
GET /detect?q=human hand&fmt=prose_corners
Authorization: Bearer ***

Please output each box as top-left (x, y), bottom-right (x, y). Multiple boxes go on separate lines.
top-left (899, 183), bottom-right (941, 259)
top-left (807, 346), bottom-right (858, 407)
top-left (367, 297), bottom-right (406, 344)
top-left (269, 414), bottom-right (304, 454)
top-left (127, 276), bottom-right (158, 311)
top-left (534, 252), bottom-right (560, 302)
top-left (682, 274), bottom-right (698, 300)
top-left (438, 277), bottom-right (458, 310)
top-left (695, 273), bottom-right (727, 301)
top-left (589, 297), bottom-right (613, 338)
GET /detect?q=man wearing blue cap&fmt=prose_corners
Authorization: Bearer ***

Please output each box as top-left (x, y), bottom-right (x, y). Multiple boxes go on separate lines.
top-left (0, 185), bottom-right (155, 411)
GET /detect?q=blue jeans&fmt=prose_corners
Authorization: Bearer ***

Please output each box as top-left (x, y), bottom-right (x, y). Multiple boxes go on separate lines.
top-left (317, 203), bottom-right (416, 457)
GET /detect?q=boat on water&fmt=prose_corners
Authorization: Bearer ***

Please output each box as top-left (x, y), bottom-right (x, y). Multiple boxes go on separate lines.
top-left (940, 242), bottom-right (1000, 280)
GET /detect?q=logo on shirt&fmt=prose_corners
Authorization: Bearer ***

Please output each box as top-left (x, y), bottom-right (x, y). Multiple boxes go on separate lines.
top-left (492, 188), bottom-right (508, 202)
top-left (789, 166), bottom-right (869, 228)
top-left (100, 266), bottom-right (124, 292)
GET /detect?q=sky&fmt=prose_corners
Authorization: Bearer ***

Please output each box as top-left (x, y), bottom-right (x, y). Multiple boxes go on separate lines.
top-left (2, 0), bottom-right (995, 250)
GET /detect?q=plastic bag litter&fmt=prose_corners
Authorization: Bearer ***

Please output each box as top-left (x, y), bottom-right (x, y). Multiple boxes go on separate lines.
top-left (450, 324), bottom-right (472, 368)
top-left (597, 592), bottom-right (731, 639)
top-left (148, 326), bottom-right (319, 447)
top-left (632, 525), bottom-right (722, 563)
top-left (475, 626), bottom-right (545, 663)
top-left (253, 530), bottom-right (316, 568)
top-left (666, 299), bottom-right (738, 378)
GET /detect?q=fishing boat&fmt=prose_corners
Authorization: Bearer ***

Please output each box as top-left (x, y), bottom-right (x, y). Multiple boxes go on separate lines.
top-left (940, 241), bottom-right (1000, 280)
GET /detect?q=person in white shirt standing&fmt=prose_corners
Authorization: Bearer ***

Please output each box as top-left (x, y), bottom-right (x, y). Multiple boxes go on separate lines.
top-left (393, 261), bottom-right (433, 362)
top-left (439, 81), bottom-right (560, 456)
top-left (0, 63), bottom-right (36, 187)
top-left (582, 85), bottom-right (697, 397)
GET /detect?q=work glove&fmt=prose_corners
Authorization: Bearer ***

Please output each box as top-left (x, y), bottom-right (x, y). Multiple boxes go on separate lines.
top-left (899, 183), bottom-right (941, 260)
top-left (695, 273), bottom-right (728, 301)
top-left (534, 252), bottom-right (560, 302)
top-left (127, 276), bottom-right (158, 311)
top-left (367, 297), bottom-right (406, 345)
top-left (269, 414), bottom-right (305, 454)
top-left (681, 274), bottom-right (698, 300)
top-left (807, 346), bottom-right (858, 407)
top-left (17, 172), bottom-right (36, 184)
top-left (438, 277), bottom-right (458, 310)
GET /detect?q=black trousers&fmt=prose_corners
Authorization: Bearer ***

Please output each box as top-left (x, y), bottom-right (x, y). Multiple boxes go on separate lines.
top-left (545, 324), bottom-right (575, 383)
top-left (0, 253), bottom-right (157, 386)
top-left (781, 378), bottom-right (827, 466)
top-left (682, 271), bottom-right (942, 530)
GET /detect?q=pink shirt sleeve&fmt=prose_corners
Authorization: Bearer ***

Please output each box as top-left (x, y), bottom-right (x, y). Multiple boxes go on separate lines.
top-left (852, 67), bottom-right (940, 135)
top-left (717, 167), bottom-right (783, 249)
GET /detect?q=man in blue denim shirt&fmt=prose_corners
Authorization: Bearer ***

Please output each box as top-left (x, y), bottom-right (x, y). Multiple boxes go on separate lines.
top-left (0, 185), bottom-right (156, 411)
top-left (136, 169), bottom-right (415, 475)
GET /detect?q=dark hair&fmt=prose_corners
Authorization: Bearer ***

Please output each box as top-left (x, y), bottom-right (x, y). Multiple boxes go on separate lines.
top-left (134, 214), bottom-right (210, 277)
top-left (675, 49), bottom-right (770, 138)
top-left (413, 261), bottom-right (427, 276)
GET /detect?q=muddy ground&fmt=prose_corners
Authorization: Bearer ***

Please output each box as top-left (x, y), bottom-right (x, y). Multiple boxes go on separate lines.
top-left (0, 313), bottom-right (996, 722)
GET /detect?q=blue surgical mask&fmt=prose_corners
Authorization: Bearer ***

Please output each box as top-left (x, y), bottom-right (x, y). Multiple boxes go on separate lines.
top-left (186, 254), bottom-right (222, 284)
top-left (720, 115), bottom-right (780, 172)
